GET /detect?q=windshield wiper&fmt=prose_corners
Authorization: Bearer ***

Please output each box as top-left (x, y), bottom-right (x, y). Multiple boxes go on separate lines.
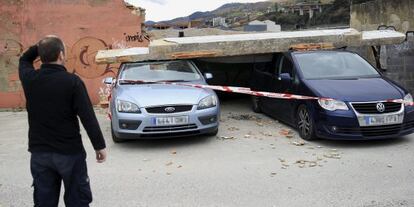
top-left (119, 80), bottom-right (157, 85)
top-left (157, 80), bottom-right (188, 83)
top-left (119, 79), bottom-right (189, 85)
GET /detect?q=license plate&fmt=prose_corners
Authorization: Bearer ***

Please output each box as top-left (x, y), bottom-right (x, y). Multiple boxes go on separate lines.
top-left (363, 114), bottom-right (403, 126)
top-left (155, 116), bottom-right (189, 126)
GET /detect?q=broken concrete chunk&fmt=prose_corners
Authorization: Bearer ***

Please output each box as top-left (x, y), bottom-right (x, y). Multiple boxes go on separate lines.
top-left (96, 29), bottom-right (406, 64)
top-left (292, 140), bottom-right (306, 146)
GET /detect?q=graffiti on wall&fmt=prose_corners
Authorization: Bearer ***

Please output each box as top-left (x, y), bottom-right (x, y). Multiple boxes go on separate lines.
top-left (0, 33), bottom-right (149, 96)
top-left (0, 39), bottom-right (23, 57)
top-left (0, 35), bottom-right (128, 84)
top-left (1, 33), bottom-right (148, 106)
top-left (0, 39), bottom-right (24, 93)
top-left (124, 31), bottom-right (150, 43)
top-left (66, 37), bottom-right (118, 79)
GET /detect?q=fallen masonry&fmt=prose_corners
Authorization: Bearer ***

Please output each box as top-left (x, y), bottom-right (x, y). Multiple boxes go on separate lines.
top-left (95, 28), bottom-right (406, 64)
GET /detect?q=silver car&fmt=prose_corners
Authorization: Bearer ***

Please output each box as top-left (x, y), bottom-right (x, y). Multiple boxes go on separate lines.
top-left (105, 60), bottom-right (220, 142)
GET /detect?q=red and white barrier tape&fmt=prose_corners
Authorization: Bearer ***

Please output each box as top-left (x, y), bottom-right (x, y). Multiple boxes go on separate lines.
top-left (168, 82), bottom-right (326, 100)
top-left (172, 82), bottom-right (414, 106)
top-left (386, 98), bottom-right (413, 106)
top-left (108, 80), bottom-right (413, 110)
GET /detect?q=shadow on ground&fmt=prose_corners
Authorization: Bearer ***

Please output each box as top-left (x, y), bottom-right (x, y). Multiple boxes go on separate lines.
top-left (111, 135), bottom-right (214, 150)
top-left (311, 136), bottom-right (411, 149)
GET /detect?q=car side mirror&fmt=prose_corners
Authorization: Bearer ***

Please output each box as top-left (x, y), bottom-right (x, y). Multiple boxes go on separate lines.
top-left (104, 77), bottom-right (114, 85)
top-left (204, 73), bottom-right (213, 79)
top-left (278, 73), bottom-right (292, 82)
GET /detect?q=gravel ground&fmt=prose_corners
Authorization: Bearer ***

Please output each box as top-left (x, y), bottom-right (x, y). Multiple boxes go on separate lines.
top-left (0, 98), bottom-right (413, 207)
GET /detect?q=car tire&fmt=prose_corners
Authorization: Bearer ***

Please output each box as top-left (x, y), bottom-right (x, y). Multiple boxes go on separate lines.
top-left (111, 124), bottom-right (125, 143)
top-left (207, 128), bottom-right (219, 136)
top-left (296, 105), bottom-right (317, 141)
top-left (252, 96), bottom-right (262, 113)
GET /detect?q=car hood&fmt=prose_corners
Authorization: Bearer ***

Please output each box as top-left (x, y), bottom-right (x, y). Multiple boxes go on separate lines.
top-left (305, 78), bottom-right (404, 102)
top-left (116, 83), bottom-right (212, 107)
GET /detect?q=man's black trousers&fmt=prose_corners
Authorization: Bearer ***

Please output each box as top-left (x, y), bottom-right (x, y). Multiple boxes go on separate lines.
top-left (30, 152), bottom-right (92, 207)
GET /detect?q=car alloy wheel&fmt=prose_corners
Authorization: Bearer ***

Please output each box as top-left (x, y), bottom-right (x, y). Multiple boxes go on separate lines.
top-left (297, 105), bottom-right (316, 140)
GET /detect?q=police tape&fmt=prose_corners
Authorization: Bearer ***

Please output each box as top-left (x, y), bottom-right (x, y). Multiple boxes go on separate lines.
top-left (387, 98), bottom-right (413, 106)
top-left (168, 82), bottom-right (325, 100)
top-left (168, 82), bottom-right (414, 106)
top-left (110, 80), bottom-right (413, 106)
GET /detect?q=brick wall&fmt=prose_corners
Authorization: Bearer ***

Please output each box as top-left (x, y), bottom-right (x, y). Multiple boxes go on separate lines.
top-left (0, 0), bottom-right (149, 108)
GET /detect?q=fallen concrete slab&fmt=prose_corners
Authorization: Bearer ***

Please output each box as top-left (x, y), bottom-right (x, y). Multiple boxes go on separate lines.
top-left (95, 29), bottom-right (406, 64)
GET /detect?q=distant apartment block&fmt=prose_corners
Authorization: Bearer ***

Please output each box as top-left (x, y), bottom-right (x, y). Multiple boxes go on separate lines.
top-left (282, 0), bottom-right (333, 19)
top-left (212, 17), bottom-right (228, 27)
top-left (244, 20), bottom-right (281, 32)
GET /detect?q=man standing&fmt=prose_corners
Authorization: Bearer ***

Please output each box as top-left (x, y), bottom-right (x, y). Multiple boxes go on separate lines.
top-left (19, 36), bottom-right (107, 207)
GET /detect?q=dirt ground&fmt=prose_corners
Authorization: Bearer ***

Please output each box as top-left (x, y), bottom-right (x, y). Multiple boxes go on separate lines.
top-left (0, 98), bottom-right (413, 207)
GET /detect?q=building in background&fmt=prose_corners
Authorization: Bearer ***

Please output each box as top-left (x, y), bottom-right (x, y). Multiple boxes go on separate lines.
top-left (188, 20), bottom-right (204, 29)
top-left (244, 20), bottom-right (281, 32)
top-left (286, 1), bottom-right (323, 18)
top-left (279, 0), bottom-right (333, 19)
top-left (212, 17), bottom-right (228, 28)
top-left (0, 0), bottom-right (149, 108)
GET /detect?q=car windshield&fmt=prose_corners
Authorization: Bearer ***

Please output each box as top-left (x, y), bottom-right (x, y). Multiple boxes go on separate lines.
top-left (294, 52), bottom-right (381, 80)
top-left (120, 61), bottom-right (201, 83)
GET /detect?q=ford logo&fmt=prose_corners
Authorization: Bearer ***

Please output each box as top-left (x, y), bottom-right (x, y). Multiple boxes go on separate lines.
top-left (376, 103), bottom-right (385, 113)
top-left (164, 107), bottom-right (176, 113)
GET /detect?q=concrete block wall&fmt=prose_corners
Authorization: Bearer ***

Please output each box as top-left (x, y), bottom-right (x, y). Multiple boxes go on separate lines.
top-left (383, 37), bottom-right (414, 92)
top-left (351, 0), bottom-right (414, 93)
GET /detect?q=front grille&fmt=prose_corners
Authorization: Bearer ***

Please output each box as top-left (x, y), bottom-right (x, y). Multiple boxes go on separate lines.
top-left (335, 124), bottom-right (402, 137)
top-left (351, 102), bottom-right (402, 114)
top-left (146, 105), bottom-right (193, 114)
top-left (140, 130), bottom-right (201, 138)
top-left (360, 124), bottom-right (402, 137)
top-left (143, 124), bottom-right (197, 132)
top-left (334, 127), bottom-right (360, 135)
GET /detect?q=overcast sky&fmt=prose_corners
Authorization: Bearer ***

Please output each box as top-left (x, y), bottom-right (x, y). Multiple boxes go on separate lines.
top-left (126, 0), bottom-right (262, 22)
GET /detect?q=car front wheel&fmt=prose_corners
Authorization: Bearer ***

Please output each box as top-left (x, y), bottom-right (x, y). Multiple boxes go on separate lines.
top-left (296, 105), bottom-right (317, 141)
top-left (111, 124), bottom-right (125, 143)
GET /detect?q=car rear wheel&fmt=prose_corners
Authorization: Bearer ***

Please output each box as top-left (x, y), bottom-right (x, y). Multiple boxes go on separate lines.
top-left (296, 105), bottom-right (317, 141)
top-left (111, 124), bottom-right (125, 143)
top-left (251, 96), bottom-right (262, 113)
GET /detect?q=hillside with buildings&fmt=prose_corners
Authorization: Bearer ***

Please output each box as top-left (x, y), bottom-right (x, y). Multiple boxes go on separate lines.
top-left (146, 0), bottom-right (373, 32)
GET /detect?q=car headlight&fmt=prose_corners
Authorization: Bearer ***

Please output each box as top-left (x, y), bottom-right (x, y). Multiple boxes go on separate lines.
top-left (197, 95), bottom-right (218, 110)
top-left (117, 100), bottom-right (141, 113)
top-left (318, 99), bottom-right (349, 111)
top-left (404, 93), bottom-right (413, 106)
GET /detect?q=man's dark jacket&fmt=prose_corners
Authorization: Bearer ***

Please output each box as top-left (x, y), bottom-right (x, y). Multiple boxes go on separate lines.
top-left (19, 45), bottom-right (106, 154)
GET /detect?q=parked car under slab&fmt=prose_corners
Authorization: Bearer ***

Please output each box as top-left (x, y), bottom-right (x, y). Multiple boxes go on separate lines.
top-left (250, 50), bottom-right (414, 140)
top-left (106, 60), bottom-right (220, 143)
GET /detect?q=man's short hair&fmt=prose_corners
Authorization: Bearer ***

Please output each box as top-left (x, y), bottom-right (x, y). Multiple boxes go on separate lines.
top-left (38, 37), bottom-right (65, 63)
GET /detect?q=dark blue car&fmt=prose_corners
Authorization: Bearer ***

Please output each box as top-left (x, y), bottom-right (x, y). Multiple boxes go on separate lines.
top-left (250, 50), bottom-right (414, 140)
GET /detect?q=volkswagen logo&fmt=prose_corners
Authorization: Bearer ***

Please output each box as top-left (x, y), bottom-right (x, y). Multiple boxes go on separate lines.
top-left (164, 107), bottom-right (176, 113)
top-left (376, 102), bottom-right (386, 113)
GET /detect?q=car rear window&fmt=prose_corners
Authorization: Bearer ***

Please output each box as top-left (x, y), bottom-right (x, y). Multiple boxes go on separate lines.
top-left (293, 52), bottom-right (381, 80)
